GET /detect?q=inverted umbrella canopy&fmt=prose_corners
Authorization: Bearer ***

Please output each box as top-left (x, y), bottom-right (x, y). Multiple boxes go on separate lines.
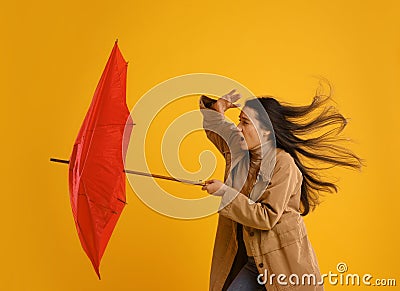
top-left (68, 40), bottom-right (134, 279)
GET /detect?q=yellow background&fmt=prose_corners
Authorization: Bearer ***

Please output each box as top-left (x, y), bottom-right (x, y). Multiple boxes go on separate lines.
top-left (1, 0), bottom-right (399, 290)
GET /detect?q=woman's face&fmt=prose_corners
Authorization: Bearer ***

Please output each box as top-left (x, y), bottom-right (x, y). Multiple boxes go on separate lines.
top-left (237, 106), bottom-right (266, 150)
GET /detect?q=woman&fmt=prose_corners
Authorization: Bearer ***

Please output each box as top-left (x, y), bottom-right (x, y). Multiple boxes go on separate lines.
top-left (199, 83), bottom-right (364, 291)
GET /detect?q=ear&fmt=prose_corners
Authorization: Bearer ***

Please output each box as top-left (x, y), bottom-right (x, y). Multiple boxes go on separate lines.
top-left (262, 130), bottom-right (271, 137)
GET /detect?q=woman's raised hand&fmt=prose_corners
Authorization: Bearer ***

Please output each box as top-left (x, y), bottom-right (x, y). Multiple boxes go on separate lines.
top-left (213, 89), bottom-right (241, 114)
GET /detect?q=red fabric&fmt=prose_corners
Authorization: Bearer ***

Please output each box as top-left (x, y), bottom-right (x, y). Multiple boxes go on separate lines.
top-left (68, 41), bottom-right (134, 279)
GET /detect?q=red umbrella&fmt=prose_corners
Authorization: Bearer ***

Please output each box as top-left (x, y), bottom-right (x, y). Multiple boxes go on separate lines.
top-left (67, 40), bottom-right (134, 279)
top-left (50, 40), bottom-right (205, 279)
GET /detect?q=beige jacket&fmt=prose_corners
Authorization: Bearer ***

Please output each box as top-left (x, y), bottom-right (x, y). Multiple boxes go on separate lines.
top-left (200, 95), bottom-right (324, 291)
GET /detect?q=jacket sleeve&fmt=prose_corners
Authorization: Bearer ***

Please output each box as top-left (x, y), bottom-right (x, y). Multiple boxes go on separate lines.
top-left (216, 155), bottom-right (302, 230)
top-left (199, 95), bottom-right (243, 157)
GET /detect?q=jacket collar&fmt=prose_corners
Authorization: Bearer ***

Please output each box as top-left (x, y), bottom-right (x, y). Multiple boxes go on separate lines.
top-left (252, 139), bottom-right (276, 182)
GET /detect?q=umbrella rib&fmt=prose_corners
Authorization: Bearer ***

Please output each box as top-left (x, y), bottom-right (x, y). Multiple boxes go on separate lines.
top-left (76, 181), bottom-right (101, 272)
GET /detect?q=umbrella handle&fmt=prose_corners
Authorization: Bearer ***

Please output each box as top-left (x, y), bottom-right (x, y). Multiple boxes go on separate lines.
top-left (50, 158), bottom-right (206, 186)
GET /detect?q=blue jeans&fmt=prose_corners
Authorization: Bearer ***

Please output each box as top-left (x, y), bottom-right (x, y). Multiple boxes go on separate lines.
top-left (226, 256), bottom-right (266, 291)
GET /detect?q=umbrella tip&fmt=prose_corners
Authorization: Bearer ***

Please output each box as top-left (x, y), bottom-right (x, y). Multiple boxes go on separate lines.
top-left (115, 38), bottom-right (118, 44)
top-left (95, 269), bottom-right (101, 280)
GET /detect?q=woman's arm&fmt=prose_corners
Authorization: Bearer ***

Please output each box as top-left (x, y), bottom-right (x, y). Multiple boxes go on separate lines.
top-left (208, 155), bottom-right (302, 230)
top-left (199, 91), bottom-right (243, 158)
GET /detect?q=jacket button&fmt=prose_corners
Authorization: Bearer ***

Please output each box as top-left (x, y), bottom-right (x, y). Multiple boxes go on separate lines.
top-left (249, 232), bottom-right (254, 236)
top-left (259, 263), bottom-right (264, 268)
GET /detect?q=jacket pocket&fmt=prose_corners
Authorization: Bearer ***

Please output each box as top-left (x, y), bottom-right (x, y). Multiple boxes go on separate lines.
top-left (263, 234), bottom-right (321, 291)
top-left (256, 217), bottom-right (322, 290)
top-left (260, 216), bottom-right (304, 254)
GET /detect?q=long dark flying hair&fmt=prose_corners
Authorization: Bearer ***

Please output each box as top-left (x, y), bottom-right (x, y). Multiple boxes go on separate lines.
top-left (245, 78), bottom-right (366, 216)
